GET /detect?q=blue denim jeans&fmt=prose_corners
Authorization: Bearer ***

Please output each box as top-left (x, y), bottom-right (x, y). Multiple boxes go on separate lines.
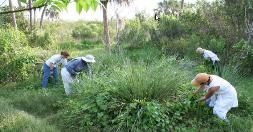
top-left (41, 63), bottom-right (58, 88)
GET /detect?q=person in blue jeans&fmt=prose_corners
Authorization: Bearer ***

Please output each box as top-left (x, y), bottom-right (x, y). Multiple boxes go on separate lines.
top-left (42, 51), bottom-right (70, 89)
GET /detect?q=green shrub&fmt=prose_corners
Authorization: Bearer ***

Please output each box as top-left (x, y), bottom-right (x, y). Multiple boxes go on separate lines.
top-left (119, 18), bottom-right (157, 49)
top-left (231, 39), bottom-right (253, 75)
top-left (28, 29), bottom-right (54, 48)
top-left (0, 28), bottom-right (36, 83)
top-left (72, 23), bottom-right (102, 41)
top-left (156, 15), bottom-right (185, 40)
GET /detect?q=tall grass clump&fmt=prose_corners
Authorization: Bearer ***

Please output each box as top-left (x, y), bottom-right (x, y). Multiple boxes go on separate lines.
top-left (60, 51), bottom-right (196, 131)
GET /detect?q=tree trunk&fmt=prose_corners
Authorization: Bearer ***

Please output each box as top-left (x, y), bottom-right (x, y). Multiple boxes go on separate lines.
top-left (101, 0), bottom-right (110, 52)
top-left (34, 9), bottom-right (36, 27)
top-left (29, 0), bottom-right (32, 30)
top-left (9, 0), bottom-right (17, 29)
top-left (181, 0), bottom-right (184, 10)
top-left (40, 4), bottom-right (47, 28)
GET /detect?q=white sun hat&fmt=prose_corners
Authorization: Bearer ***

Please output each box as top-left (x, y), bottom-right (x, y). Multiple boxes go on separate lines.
top-left (196, 47), bottom-right (205, 54)
top-left (81, 54), bottom-right (96, 63)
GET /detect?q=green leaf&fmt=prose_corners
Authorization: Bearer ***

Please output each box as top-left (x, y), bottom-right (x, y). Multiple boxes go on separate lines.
top-left (33, 0), bottom-right (46, 6)
top-left (90, 0), bottom-right (98, 10)
top-left (51, 4), bottom-right (62, 11)
top-left (54, 0), bottom-right (67, 10)
top-left (76, 0), bottom-right (83, 14)
top-left (81, 0), bottom-right (89, 12)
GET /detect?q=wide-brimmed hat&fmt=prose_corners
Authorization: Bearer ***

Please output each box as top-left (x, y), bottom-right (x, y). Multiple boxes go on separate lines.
top-left (191, 73), bottom-right (210, 87)
top-left (196, 47), bottom-right (205, 54)
top-left (81, 54), bottom-right (95, 63)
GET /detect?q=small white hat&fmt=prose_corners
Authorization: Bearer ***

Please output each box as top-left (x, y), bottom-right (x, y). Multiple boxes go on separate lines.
top-left (81, 54), bottom-right (96, 63)
top-left (196, 47), bottom-right (205, 54)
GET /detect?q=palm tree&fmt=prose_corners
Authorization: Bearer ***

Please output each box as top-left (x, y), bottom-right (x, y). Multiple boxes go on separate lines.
top-left (8, 0), bottom-right (17, 29)
top-left (100, 0), bottom-right (131, 52)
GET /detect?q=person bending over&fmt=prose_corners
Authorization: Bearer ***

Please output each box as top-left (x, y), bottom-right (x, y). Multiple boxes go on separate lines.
top-left (192, 73), bottom-right (238, 121)
top-left (42, 51), bottom-right (70, 89)
top-left (61, 54), bottom-right (95, 95)
top-left (196, 47), bottom-right (221, 76)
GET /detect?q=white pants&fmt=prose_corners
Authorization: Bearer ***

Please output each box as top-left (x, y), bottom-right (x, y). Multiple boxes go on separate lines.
top-left (61, 67), bottom-right (74, 95)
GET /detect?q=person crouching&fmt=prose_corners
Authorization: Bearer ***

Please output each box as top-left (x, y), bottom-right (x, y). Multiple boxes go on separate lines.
top-left (191, 73), bottom-right (238, 121)
top-left (61, 54), bottom-right (95, 96)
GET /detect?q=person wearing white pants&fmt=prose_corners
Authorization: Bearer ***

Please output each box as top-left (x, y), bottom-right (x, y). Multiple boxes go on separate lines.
top-left (61, 55), bottom-right (95, 96)
top-left (192, 73), bottom-right (238, 121)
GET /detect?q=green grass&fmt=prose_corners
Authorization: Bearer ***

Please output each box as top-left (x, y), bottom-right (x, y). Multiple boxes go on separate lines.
top-left (1, 47), bottom-right (253, 131)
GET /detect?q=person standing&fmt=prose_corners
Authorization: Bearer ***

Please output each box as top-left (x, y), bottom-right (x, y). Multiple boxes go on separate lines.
top-left (196, 47), bottom-right (221, 76)
top-left (191, 73), bottom-right (238, 121)
top-left (61, 54), bottom-right (95, 96)
top-left (42, 51), bottom-right (70, 89)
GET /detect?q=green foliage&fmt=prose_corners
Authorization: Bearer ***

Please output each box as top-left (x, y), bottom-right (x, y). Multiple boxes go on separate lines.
top-left (231, 39), bottom-right (253, 75)
top-left (0, 98), bottom-right (59, 132)
top-left (72, 23), bottom-right (102, 41)
top-left (28, 29), bottom-right (54, 48)
top-left (119, 18), bottom-right (157, 49)
top-left (0, 6), bottom-right (29, 31)
top-left (156, 15), bottom-right (185, 39)
top-left (0, 28), bottom-right (36, 83)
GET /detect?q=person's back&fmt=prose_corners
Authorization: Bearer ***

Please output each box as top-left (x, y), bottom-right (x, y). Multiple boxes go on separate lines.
top-left (203, 50), bottom-right (220, 64)
top-left (65, 58), bottom-right (89, 77)
top-left (209, 75), bottom-right (238, 107)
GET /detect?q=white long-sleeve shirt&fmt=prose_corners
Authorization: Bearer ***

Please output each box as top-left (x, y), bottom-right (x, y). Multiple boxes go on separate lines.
top-left (45, 54), bottom-right (67, 67)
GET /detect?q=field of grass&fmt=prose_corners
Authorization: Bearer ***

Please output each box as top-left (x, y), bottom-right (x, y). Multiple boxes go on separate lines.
top-left (0, 44), bottom-right (253, 131)
top-left (0, 21), bottom-right (253, 131)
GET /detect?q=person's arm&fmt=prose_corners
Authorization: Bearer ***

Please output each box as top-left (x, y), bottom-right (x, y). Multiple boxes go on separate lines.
top-left (61, 59), bottom-right (67, 66)
top-left (197, 86), bottom-right (220, 102)
top-left (49, 63), bottom-right (54, 70)
top-left (193, 85), bottom-right (205, 94)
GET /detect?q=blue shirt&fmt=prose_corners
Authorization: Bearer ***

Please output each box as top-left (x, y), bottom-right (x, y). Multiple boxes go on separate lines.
top-left (65, 58), bottom-right (91, 77)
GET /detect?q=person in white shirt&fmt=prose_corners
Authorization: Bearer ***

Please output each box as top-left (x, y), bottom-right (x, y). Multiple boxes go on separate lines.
top-left (42, 51), bottom-right (70, 89)
top-left (192, 73), bottom-right (238, 121)
top-left (196, 47), bottom-right (221, 76)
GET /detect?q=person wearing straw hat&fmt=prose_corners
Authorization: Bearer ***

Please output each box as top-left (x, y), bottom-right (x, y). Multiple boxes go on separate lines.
top-left (191, 73), bottom-right (238, 121)
top-left (196, 47), bottom-right (221, 76)
top-left (61, 54), bottom-right (95, 95)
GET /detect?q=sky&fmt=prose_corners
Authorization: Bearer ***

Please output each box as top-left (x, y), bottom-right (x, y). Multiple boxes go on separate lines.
top-left (0, 0), bottom-right (211, 21)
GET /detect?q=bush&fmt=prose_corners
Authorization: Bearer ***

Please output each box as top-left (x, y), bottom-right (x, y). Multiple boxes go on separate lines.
top-left (0, 28), bottom-right (36, 83)
top-left (72, 23), bottom-right (102, 41)
top-left (28, 29), bottom-right (54, 48)
top-left (119, 18), bottom-right (157, 49)
top-left (231, 39), bottom-right (253, 75)
top-left (156, 15), bottom-right (185, 40)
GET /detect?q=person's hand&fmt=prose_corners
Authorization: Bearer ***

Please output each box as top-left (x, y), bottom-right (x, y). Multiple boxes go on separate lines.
top-left (195, 96), bottom-right (205, 103)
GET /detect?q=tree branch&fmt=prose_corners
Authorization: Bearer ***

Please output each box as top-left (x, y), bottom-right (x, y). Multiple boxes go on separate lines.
top-left (0, 4), bottom-right (45, 14)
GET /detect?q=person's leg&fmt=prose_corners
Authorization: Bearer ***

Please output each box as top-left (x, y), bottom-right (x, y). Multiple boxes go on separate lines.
top-left (63, 82), bottom-right (72, 95)
top-left (61, 67), bottom-right (73, 95)
top-left (41, 64), bottom-right (51, 89)
top-left (213, 106), bottom-right (229, 120)
top-left (53, 66), bottom-right (58, 84)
